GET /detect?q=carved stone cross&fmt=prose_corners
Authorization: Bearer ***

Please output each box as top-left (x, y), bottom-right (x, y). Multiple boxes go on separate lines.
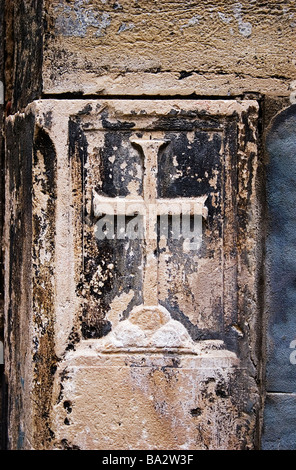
top-left (92, 138), bottom-right (208, 345)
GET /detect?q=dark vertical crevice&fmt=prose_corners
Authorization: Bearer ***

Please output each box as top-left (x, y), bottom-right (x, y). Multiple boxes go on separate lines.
top-left (4, 0), bottom-right (13, 107)
top-left (4, 1), bottom-right (43, 114)
top-left (253, 96), bottom-right (267, 450)
top-left (13, 1), bottom-right (43, 111)
top-left (0, 0), bottom-right (5, 451)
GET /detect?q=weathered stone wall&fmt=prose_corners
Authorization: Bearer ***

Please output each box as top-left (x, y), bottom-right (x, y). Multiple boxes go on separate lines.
top-left (4, 112), bottom-right (35, 449)
top-left (4, 98), bottom-right (264, 450)
top-left (6, 0), bottom-right (296, 108)
top-left (2, 0), bottom-right (296, 451)
top-left (44, 1), bottom-right (295, 96)
top-left (4, 1), bottom-right (43, 113)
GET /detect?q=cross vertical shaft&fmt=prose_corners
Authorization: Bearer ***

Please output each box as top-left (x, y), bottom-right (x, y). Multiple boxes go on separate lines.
top-left (93, 137), bottom-right (207, 317)
top-left (131, 139), bottom-right (168, 307)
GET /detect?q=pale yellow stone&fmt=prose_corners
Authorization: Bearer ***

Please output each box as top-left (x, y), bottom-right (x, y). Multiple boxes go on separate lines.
top-left (40, 1), bottom-right (296, 97)
top-left (51, 342), bottom-right (252, 450)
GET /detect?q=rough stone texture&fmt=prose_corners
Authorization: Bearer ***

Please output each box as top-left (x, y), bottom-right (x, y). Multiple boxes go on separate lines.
top-left (4, 0), bottom-right (296, 452)
top-left (4, 0), bottom-right (295, 451)
top-left (4, 98), bottom-right (263, 449)
top-left (4, 1), bottom-right (43, 113)
top-left (6, 0), bottom-right (296, 112)
top-left (4, 111), bottom-right (36, 449)
top-left (52, 344), bottom-right (250, 450)
top-left (42, 0), bottom-right (296, 97)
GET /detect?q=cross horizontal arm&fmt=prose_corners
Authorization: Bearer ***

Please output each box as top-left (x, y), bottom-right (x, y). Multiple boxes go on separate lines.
top-left (92, 191), bottom-right (208, 218)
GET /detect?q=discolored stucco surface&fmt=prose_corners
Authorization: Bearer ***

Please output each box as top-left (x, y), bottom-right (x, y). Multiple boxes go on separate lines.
top-left (264, 105), bottom-right (296, 393)
top-left (261, 105), bottom-right (296, 449)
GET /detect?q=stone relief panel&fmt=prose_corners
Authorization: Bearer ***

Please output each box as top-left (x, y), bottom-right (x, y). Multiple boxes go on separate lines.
top-left (5, 99), bottom-right (261, 449)
top-left (68, 99), bottom-right (258, 353)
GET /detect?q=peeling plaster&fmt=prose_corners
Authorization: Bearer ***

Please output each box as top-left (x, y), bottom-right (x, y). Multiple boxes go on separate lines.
top-left (217, 4), bottom-right (252, 37)
top-left (54, 1), bottom-right (111, 37)
top-left (218, 12), bottom-right (232, 25)
top-left (117, 22), bottom-right (134, 34)
top-left (233, 3), bottom-right (252, 37)
top-left (180, 15), bottom-right (201, 32)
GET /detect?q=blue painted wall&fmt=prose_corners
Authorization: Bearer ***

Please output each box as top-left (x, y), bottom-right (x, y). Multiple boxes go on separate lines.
top-left (262, 104), bottom-right (296, 449)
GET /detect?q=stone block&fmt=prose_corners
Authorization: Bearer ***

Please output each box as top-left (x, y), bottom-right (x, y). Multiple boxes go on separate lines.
top-left (52, 342), bottom-right (251, 450)
top-left (5, 98), bottom-right (262, 449)
top-left (42, 1), bottom-right (296, 97)
top-left (6, 1), bottom-right (296, 110)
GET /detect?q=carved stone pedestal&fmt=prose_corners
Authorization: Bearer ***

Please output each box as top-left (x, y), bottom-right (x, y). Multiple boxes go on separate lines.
top-left (52, 340), bottom-right (248, 450)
